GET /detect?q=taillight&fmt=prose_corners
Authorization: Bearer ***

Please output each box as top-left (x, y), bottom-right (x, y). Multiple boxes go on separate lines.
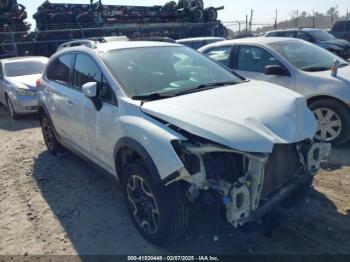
top-left (36, 78), bottom-right (41, 88)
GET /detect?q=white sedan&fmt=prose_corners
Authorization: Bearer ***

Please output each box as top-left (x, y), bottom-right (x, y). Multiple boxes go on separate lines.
top-left (0, 56), bottom-right (48, 119)
top-left (199, 37), bottom-right (350, 145)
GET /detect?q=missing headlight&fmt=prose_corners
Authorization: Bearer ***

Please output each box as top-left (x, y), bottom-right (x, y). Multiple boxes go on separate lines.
top-left (171, 140), bottom-right (200, 174)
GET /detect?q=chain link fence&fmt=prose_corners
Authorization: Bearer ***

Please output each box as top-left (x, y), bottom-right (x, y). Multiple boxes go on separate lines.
top-left (0, 21), bottom-right (228, 58)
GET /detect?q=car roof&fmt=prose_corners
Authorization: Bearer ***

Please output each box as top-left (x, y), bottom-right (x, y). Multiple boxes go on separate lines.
top-left (198, 37), bottom-right (303, 51)
top-left (176, 37), bottom-right (226, 43)
top-left (215, 37), bottom-right (297, 45)
top-left (56, 40), bottom-right (182, 55)
top-left (0, 56), bottom-right (48, 63)
top-left (266, 28), bottom-right (326, 34)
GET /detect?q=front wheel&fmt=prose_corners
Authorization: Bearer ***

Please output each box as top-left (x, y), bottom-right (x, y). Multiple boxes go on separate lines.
top-left (309, 98), bottom-right (350, 145)
top-left (6, 95), bottom-right (19, 119)
top-left (123, 159), bottom-right (189, 245)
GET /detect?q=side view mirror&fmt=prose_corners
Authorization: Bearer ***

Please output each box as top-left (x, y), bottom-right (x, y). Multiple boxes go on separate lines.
top-left (265, 65), bottom-right (289, 76)
top-left (82, 82), bottom-right (98, 98)
top-left (82, 82), bottom-right (102, 111)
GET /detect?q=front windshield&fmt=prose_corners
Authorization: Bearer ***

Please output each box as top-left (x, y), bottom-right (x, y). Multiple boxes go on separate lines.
top-left (5, 61), bottom-right (46, 77)
top-left (269, 40), bottom-right (348, 72)
top-left (102, 46), bottom-right (242, 99)
top-left (308, 30), bottom-right (335, 41)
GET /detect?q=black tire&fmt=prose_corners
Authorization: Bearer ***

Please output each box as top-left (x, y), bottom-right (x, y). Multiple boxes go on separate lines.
top-left (0, 0), bottom-right (13, 14)
top-left (76, 13), bottom-right (95, 28)
top-left (164, 1), bottom-right (177, 12)
top-left (217, 24), bottom-right (228, 38)
top-left (49, 12), bottom-right (70, 29)
top-left (39, 112), bottom-right (66, 154)
top-left (309, 98), bottom-right (350, 146)
top-left (190, 7), bottom-right (204, 23)
top-left (204, 7), bottom-right (217, 22)
top-left (123, 159), bottom-right (189, 245)
top-left (6, 95), bottom-right (19, 119)
top-left (178, 0), bottom-right (192, 10)
top-left (192, 0), bottom-right (204, 9)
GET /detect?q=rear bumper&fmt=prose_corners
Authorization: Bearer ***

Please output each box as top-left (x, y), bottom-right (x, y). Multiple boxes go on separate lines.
top-left (11, 95), bottom-right (39, 114)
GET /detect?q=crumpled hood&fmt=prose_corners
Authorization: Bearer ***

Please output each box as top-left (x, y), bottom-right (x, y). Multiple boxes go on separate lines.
top-left (141, 81), bottom-right (317, 153)
top-left (322, 39), bottom-right (350, 48)
top-left (7, 74), bottom-right (41, 90)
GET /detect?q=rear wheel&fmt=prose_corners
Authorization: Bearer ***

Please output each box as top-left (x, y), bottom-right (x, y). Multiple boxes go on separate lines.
top-left (39, 112), bottom-right (66, 154)
top-left (123, 159), bottom-right (189, 245)
top-left (309, 98), bottom-right (350, 145)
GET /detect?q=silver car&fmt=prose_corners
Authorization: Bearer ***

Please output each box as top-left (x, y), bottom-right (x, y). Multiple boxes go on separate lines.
top-left (176, 37), bottom-right (226, 49)
top-left (37, 39), bottom-right (329, 244)
top-left (0, 56), bottom-right (48, 119)
top-left (199, 37), bottom-right (350, 145)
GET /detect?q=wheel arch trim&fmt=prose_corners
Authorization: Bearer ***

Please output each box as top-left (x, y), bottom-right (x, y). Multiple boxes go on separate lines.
top-left (113, 137), bottom-right (161, 184)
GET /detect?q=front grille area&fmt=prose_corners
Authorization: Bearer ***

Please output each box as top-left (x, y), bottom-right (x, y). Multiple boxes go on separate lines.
top-left (261, 143), bottom-right (304, 198)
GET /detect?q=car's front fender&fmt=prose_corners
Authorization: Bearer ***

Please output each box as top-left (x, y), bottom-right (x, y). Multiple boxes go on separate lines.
top-left (115, 114), bottom-right (186, 181)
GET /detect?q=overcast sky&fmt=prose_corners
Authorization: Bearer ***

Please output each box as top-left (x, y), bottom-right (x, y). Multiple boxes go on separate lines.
top-left (21, 0), bottom-right (350, 29)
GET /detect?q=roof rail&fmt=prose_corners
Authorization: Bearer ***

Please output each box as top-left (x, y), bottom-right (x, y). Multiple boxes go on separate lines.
top-left (57, 36), bottom-right (130, 51)
top-left (57, 40), bottom-right (97, 50)
top-left (89, 36), bottom-right (130, 42)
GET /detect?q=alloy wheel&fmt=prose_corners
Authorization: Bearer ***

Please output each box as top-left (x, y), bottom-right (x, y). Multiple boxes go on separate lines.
top-left (127, 175), bottom-right (160, 235)
top-left (314, 108), bottom-right (342, 142)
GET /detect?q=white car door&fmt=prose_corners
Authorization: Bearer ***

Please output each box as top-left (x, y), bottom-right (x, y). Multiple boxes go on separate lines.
top-left (73, 53), bottom-right (120, 173)
top-left (233, 45), bottom-right (296, 90)
top-left (44, 53), bottom-right (76, 137)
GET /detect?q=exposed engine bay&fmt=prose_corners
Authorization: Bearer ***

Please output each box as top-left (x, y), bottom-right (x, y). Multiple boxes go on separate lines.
top-left (168, 137), bottom-right (331, 227)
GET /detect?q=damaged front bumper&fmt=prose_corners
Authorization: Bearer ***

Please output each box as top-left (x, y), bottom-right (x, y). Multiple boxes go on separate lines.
top-left (167, 140), bottom-right (331, 227)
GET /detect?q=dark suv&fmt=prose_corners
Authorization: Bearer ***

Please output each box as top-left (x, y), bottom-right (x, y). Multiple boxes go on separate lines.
top-left (265, 28), bottom-right (350, 59)
top-left (330, 20), bottom-right (350, 42)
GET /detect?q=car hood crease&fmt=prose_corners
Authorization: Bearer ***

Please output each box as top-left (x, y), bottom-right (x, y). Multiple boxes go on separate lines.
top-left (141, 81), bottom-right (317, 153)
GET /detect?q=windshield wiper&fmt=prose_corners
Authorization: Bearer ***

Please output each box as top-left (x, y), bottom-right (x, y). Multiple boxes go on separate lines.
top-left (131, 92), bottom-right (176, 101)
top-left (132, 81), bottom-right (238, 101)
top-left (174, 81), bottom-right (238, 95)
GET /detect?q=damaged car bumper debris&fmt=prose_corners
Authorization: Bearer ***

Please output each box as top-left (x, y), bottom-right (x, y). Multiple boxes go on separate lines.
top-left (168, 140), bottom-right (331, 227)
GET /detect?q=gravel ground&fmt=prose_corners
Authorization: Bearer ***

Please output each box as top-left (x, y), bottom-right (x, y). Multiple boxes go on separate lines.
top-left (0, 104), bottom-right (350, 256)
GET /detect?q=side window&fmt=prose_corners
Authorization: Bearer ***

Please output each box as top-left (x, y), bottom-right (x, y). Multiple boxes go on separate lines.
top-left (266, 32), bottom-right (278, 37)
top-left (278, 31), bottom-right (296, 37)
top-left (47, 54), bottom-right (74, 84)
top-left (296, 32), bottom-right (313, 42)
top-left (236, 45), bottom-right (279, 73)
top-left (204, 46), bottom-right (233, 67)
top-left (333, 21), bottom-right (344, 32)
top-left (73, 54), bottom-right (116, 103)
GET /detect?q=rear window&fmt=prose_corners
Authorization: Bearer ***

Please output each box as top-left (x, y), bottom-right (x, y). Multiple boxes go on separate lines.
top-left (46, 54), bottom-right (74, 84)
top-left (5, 61), bottom-right (46, 77)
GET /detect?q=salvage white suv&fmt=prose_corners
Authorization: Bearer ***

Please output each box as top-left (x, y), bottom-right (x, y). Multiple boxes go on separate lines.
top-left (37, 39), bottom-right (330, 244)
